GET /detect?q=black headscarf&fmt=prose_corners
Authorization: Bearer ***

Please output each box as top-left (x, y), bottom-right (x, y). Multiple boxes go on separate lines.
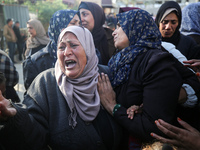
top-left (155, 1), bottom-right (182, 47)
top-left (78, 2), bottom-right (109, 65)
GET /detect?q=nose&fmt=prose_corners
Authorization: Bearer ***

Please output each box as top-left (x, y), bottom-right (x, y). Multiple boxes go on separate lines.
top-left (112, 29), bottom-right (117, 37)
top-left (165, 22), bottom-right (172, 30)
top-left (64, 46), bottom-right (72, 56)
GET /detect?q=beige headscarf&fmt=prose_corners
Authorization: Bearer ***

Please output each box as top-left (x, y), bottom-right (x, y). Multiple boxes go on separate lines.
top-left (55, 26), bottom-right (100, 128)
top-left (25, 19), bottom-right (49, 57)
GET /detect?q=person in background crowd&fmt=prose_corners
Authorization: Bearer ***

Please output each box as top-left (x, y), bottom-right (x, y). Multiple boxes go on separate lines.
top-left (0, 26), bottom-right (121, 150)
top-left (24, 19), bottom-right (49, 58)
top-left (78, 1), bottom-right (116, 65)
top-left (23, 9), bottom-right (79, 90)
top-left (155, 1), bottom-right (200, 60)
top-left (98, 9), bottom-right (184, 149)
top-left (3, 18), bottom-right (17, 62)
top-left (13, 21), bottom-right (24, 61)
top-left (0, 49), bottom-right (20, 102)
top-left (106, 13), bottom-right (117, 31)
top-left (180, 2), bottom-right (200, 45)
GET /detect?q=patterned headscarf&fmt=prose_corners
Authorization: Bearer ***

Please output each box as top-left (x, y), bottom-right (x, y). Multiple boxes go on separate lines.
top-left (48, 9), bottom-right (77, 61)
top-left (108, 9), bottom-right (161, 88)
top-left (181, 2), bottom-right (200, 36)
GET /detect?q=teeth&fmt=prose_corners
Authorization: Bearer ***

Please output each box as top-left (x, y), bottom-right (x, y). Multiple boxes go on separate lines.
top-left (65, 60), bottom-right (75, 63)
top-left (65, 60), bottom-right (76, 67)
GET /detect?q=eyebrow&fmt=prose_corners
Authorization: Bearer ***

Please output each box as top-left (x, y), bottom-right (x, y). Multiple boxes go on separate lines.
top-left (80, 10), bottom-right (89, 14)
top-left (163, 19), bottom-right (178, 21)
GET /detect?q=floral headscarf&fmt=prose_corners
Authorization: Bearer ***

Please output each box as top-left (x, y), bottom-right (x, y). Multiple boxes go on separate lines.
top-left (48, 9), bottom-right (77, 61)
top-left (181, 2), bottom-right (200, 36)
top-left (108, 9), bottom-right (161, 88)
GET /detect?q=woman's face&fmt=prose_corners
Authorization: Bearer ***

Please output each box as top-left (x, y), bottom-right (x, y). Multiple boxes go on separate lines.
top-left (68, 14), bottom-right (80, 27)
top-left (159, 12), bottom-right (179, 38)
top-left (27, 24), bottom-right (36, 37)
top-left (112, 23), bottom-right (129, 50)
top-left (79, 8), bottom-right (95, 32)
top-left (57, 32), bottom-right (87, 79)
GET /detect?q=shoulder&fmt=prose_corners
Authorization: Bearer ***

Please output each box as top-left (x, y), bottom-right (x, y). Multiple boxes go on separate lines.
top-left (180, 34), bottom-right (197, 45)
top-left (31, 46), bottom-right (50, 62)
top-left (133, 49), bottom-right (174, 71)
top-left (28, 68), bottom-right (55, 91)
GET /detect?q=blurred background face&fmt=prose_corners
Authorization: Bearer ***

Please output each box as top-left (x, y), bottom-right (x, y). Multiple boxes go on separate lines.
top-left (57, 32), bottom-right (87, 79)
top-left (112, 23), bottom-right (129, 50)
top-left (159, 12), bottom-right (179, 38)
top-left (68, 14), bottom-right (80, 27)
top-left (8, 20), bottom-right (13, 27)
top-left (15, 22), bottom-right (20, 28)
top-left (79, 8), bottom-right (94, 32)
top-left (27, 24), bottom-right (36, 37)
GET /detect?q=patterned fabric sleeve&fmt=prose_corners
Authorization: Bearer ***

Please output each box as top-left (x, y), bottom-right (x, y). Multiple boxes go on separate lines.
top-left (0, 53), bottom-right (19, 86)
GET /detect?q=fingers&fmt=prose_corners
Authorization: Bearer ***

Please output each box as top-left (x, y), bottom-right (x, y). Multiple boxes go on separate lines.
top-left (0, 103), bottom-right (17, 120)
top-left (183, 59), bottom-right (200, 64)
top-left (155, 119), bottom-right (181, 139)
top-left (127, 105), bottom-right (140, 119)
top-left (127, 109), bottom-right (134, 119)
top-left (151, 132), bottom-right (179, 146)
top-left (177, 118), bottom-right (199, 133)
top-left (0, 91), bottom-right (6, 101)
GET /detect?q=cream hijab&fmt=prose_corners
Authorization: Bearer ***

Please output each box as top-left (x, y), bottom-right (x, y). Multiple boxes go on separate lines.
top-left (55, 26), bottom-right (100, 128)
top-left (26, 19), bottom-right (49, 56)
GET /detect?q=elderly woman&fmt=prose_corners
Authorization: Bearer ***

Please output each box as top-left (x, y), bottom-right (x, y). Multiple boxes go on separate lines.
top-left (0, 26), bottom-right (121, 149)
top-left (98, 9), bottom-right (185, 149)
top-left (23, 9), bottom-right (79, 90)
top-left (155, 1), bottom-right (199, 59)
top-left (24, 19), bottom-right (49, 58)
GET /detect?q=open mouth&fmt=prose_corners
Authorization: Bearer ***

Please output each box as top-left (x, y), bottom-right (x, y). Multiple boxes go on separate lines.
top-left (65, 60), bottom-right (76, 68)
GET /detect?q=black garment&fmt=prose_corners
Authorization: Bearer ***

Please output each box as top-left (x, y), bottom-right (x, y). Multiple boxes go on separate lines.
top-left (13, 25), bottom-right (24, 60)
top-left (188, 34), bottom-right (200, 45)
top-left (23, 42), bottom-right (46, 58)
top-left (113, 49), bottom-right (200, 145)
top-left (0, 69), bottom-right (122, 150)
top-left (176, 34), bottom-right (200, 59)
top-left (104, 27), bottom-right (116, 58)
top-left (23, 43), bottom-right (55, 90)
top-left (13, 25), bottom-right (23, 43)
top-left (79, 2), bottom-right (116, 65)
top-left (6, 86), bottom-right (20, 103)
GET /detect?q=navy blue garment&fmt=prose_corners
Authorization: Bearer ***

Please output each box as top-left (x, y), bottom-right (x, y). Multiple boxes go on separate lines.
top-left (108, 9), bottom-right (161, 88)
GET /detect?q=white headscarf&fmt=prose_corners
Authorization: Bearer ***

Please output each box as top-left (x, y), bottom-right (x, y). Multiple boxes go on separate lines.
top-left (55, 26), bottom-right (100, 128)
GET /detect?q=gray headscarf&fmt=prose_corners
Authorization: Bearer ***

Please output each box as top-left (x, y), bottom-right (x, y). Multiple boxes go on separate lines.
top-left (55, 26), bottom-right (100, 128)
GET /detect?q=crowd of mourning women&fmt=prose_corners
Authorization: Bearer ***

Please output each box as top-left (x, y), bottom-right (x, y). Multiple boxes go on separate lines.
top-left (0, 1), bottom-right (200, 150)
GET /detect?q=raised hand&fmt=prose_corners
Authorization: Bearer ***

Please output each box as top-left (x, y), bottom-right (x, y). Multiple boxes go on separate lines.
top-left (151, 118), bottom-right (200, 150)
top-left (97, 73), bottom-right (117, 115)
top-left (0, 91), bottom-right (17, 121)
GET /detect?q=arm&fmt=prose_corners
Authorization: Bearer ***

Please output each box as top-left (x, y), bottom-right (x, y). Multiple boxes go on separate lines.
top-left (98, 52), bottom-right (182, 141)
top-left (3, 26), bottom-right (12, 41)
top-left (151, 118), bottom-right (200, 150)
top-left (0, 85), bottom-right (49, 149)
